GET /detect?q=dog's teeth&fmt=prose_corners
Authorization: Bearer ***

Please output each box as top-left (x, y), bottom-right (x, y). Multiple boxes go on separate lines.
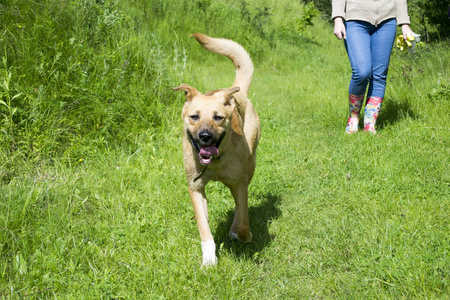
top-left (200, 154), bottom-right (213, 165)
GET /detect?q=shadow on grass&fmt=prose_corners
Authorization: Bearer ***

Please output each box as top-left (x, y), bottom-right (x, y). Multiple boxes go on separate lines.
top-left (214, 192), bottom-right (282, 261)
top-left (359, 97), bottom-right (417, 130)
top-left (379, 97), bottom-right (417, 129)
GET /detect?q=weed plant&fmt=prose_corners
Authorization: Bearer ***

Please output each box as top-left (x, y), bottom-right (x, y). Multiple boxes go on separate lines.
top-left (0, 0), bottom-right (449, 298)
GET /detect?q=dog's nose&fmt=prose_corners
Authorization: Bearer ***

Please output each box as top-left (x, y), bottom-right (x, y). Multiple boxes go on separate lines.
top-left (199, 130), bottom-right (213, 143)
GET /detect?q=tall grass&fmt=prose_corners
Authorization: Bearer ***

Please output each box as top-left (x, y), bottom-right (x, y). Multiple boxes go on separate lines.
top-left (1, 0), bottom-right (449, 298)
top-left (0, 0), bottom-right (185, 166)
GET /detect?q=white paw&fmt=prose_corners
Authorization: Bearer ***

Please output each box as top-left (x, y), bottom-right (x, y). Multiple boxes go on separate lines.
top-left (201, 240), bottom-right (217, 266)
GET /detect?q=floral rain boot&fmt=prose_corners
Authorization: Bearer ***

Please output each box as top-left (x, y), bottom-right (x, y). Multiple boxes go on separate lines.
top-left (345, 94), bottom-right (365, 134)
top-left (364, 96), bottom-right (383, 134)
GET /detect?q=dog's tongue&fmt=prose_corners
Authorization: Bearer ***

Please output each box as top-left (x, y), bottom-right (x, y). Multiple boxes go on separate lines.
top-left (200, 145), bottom-right (219, 157)
top-left (199, 145), bottom-right (219, 164)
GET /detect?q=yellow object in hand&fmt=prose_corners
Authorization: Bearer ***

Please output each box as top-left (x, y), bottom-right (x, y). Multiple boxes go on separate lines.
top-left (396, 33), bottom-right (421, 52)
top-left (396, 35), bottom-right (408, 51)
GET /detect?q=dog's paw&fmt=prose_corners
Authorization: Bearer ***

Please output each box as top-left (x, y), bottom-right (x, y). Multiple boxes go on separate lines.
top-left (229, 232), bottom-right (239, 240)
top-left (202, 255), bottom-right (217, 266)
top-left (201, 240), bottom-right (217, 266)
top-left (229, 231), bottom-right (253, 243)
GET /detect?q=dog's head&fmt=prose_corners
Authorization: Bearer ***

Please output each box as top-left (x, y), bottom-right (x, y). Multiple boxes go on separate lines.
top-left (173, 83), bottom-right (240, 165)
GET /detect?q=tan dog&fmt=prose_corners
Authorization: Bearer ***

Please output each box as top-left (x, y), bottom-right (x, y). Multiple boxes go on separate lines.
top-left (172, 33), bottom-right (260, 266)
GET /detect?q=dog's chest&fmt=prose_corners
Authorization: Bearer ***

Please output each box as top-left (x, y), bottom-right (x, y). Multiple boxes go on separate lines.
top-left (203, 162), bottom-right (247, 185)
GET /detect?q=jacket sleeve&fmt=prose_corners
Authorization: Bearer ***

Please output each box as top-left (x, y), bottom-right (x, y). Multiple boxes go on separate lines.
top-left (331, 0), bottom-right (346, 20)
top-left (395, 0), bottom-right (410, 25)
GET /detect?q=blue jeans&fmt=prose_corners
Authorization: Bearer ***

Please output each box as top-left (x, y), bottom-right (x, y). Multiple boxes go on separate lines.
top-left (344, 18), bottom-right (397, 98)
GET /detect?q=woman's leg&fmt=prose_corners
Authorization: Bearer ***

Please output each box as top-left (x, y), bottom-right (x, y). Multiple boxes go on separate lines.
top-left (365, 18), bottom-right (397, 133)
top-left (344, 21), bottom-right (372, 133)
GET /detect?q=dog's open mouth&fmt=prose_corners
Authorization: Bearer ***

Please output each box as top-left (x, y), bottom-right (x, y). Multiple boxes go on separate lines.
top-left (199, 145), bottom-right (219, 165)
top-left (187, 130), bottom-right (225, 165)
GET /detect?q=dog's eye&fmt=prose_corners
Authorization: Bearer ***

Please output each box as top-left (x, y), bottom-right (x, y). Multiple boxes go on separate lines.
top-left (189, 115), bottom-right (200, 121)
top-left (213, 115), bottom-right (224, 122)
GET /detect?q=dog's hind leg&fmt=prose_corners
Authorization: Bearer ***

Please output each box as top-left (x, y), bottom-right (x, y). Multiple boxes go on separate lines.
top-left (228, 184), bottom-right (252, 242)
top-left (189, 187), bottom-right (217, 266)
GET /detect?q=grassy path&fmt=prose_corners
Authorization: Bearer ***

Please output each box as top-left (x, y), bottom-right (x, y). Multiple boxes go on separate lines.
top-left (201, 37), bottom-right (449, 297)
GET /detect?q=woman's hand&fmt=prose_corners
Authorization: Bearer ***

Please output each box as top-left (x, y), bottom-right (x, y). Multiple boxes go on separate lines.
top-left (334, 17), bottom-right (346, 40)
top-left (401, 24), bottom-right (415, 40)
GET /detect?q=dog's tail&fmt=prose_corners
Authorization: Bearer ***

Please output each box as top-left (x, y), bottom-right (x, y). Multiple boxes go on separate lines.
top-left (192, 33), bottom-right (253, 97)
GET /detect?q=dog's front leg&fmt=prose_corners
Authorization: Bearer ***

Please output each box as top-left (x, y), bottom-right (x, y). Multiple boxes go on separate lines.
top-left (189, 187), bottom-right (217, 266)
top-left (229, 184), bottom-right (252, 242)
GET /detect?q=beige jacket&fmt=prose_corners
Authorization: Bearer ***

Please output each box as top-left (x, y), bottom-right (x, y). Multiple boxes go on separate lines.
top-left (332, 0), bottom-right (410, 26)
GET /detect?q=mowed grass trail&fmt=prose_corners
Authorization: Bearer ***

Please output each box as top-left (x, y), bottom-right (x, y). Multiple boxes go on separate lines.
top-left (191, 29), bottom-right (449, 298)
top-left (1, 11), bottom-right (449, 300)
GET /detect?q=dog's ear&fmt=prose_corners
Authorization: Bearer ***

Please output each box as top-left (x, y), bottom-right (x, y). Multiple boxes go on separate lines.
top-left (223, 86), bottom-right (240, 107)
top-left (172, 84), bottom-right (199, 102)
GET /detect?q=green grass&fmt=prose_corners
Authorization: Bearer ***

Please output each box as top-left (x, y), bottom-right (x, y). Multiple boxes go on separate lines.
top-left (1, 0), bottom-right (449, 298)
